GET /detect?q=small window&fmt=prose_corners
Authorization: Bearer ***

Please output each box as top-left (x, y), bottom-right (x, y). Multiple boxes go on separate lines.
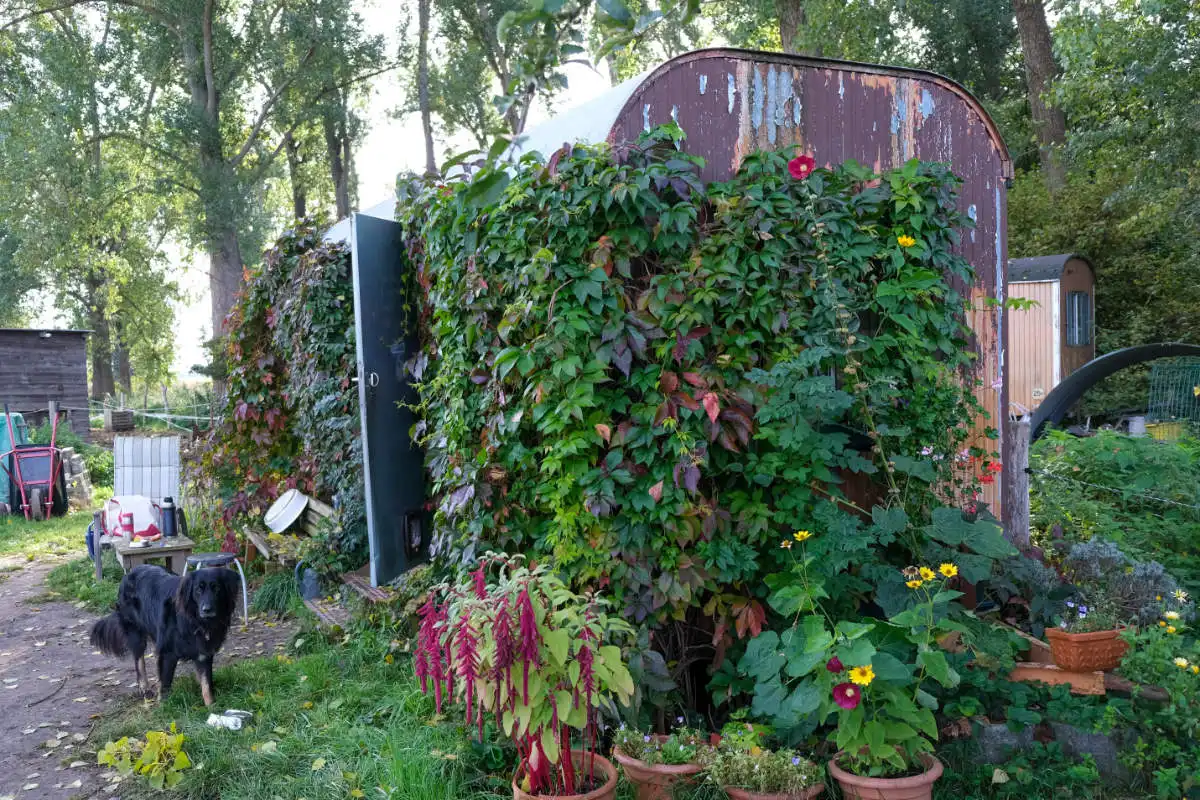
top-left (1066, 291), bottom-right (1092, 346)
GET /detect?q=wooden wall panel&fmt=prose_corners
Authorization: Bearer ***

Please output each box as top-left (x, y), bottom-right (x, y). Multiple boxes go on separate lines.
top-left (1007, 282), bottom-right (1056, 412)
top-left (0, 330), bottom-right (90, 441)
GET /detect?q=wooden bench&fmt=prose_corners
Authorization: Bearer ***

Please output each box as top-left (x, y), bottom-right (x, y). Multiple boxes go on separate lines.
top-left (244, 496), bottom-right (334, 566)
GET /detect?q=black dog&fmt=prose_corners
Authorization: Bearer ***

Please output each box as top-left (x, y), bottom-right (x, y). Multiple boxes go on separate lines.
top-left (90, 565), bottom-right (239, 705)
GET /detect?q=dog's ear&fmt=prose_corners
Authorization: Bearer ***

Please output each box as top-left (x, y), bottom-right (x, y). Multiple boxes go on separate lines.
top-left (174, 572), bottom-right (196, 617)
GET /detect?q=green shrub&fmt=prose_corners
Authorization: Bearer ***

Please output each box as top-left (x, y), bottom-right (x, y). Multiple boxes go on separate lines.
top-left (250, 570), bottom-right (300, 615)
top-left (398, 131), bottom-right (999, 641)
top-left (1031, 429), bottom-right (1200, 591)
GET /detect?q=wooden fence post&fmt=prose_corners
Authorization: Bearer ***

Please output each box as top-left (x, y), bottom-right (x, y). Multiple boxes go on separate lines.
top-left (1006, 414), bottom-right (1032, 550)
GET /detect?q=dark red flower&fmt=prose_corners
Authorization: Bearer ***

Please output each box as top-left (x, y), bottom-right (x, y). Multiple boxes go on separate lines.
top-left (788, 154), bottom-right (816, 180)
top-left (826, 656), bottom-right (845, 673)
top-left (979, 474), bottom-right (996, 485)
top-left (833, 682), bottom-right (861, 710)
top-left (987, 462), bottom-right (1003, 473)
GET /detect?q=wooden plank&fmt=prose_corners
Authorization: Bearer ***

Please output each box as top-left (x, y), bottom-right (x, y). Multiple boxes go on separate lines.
top-left (307, 497), bottom-right (334, 518)
top-left (303, 597), bottom-right (351, 630)
top-left (244, 528), bottom-right (274, 560)
top-left (1009, 662), bottom-right (1105, 695)
top-left (1005, 415), bottom-right (1032, 549)
top-left (342, 565), bottom-right (394, 604)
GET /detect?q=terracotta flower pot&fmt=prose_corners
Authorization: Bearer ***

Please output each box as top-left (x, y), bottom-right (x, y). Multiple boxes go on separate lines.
top-left (613, 747), bottom-right (702, 800)
top-left (723, 783), bottom-right (825, 800)
top-left (827, 753), bottom-right (943, 800)
top-left (512, 750), bottom-right (619, 800)
top-left (1044, 627), bottom-right (1128, 672)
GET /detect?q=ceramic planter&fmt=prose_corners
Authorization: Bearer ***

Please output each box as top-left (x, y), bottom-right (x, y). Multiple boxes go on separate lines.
top-left (722, 783), bottom-right (825, 800)
top-left (1044, 627), bottom-right (1128, 672)
top-left (827, 753), bottom-right (943, 800)
top-left (612, 747), bottom-right (702, 800)
top-left (512, 751), bottom-right (619, 800)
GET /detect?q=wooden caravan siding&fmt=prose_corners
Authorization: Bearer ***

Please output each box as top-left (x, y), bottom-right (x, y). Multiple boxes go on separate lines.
top-left (1007, 282), bottom-right (1057, 412)
top-left (0, 329), bottom-right (90, 441)
top-left (1059, 257), bottom-right (1095, 376)
top-left (607, 50), bottom-right (1011, 512)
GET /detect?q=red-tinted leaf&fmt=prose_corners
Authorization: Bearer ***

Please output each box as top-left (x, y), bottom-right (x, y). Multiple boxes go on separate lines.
top-left (702, 392), bottom-right (720, 424)
top-left (681, 371), bottom-right (706, 388)
top-left (594, 423), bottom-right (612, 443)
top-left (660, 371), bottom-right (679, 392)
top-left (648, 480), bottom-right (664, 502)
top-left (675, 391), bottom-right (700, 411)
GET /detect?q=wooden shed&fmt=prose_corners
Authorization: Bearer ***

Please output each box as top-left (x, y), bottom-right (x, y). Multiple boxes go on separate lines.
top-left (1007, 254), bottom-right (1096, 412)
top-left (0, 328), bottom-right (90, 441)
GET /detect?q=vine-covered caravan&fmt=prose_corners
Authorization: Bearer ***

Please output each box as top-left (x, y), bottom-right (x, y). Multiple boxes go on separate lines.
top-left (514, 47), bottom-right (1013, 516)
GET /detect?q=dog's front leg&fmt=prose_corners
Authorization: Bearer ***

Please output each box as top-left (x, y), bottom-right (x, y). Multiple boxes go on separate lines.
top-left (196, 656), bottom-right (215, 707)
top-left (134, 656), bottom-right (150, 695)
top-left (156, 652), bottom-right (179, 702)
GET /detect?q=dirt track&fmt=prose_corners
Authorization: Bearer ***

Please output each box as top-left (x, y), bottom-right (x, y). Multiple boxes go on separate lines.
top-left (0, 561), bottom-right (297, 799)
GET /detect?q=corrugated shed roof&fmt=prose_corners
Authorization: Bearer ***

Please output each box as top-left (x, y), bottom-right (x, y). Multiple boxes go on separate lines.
top-left (1008, 254), bottom-right (1089, 283)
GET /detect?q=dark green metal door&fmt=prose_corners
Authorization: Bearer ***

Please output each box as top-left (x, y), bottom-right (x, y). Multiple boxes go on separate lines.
top-left (350, 214), bottom-right (426, 585)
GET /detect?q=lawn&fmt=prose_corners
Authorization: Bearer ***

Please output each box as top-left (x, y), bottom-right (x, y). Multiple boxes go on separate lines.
top-left (0, 509), bottom-right (94, 561)
top-left (94, 625), bottom-right (512, 800)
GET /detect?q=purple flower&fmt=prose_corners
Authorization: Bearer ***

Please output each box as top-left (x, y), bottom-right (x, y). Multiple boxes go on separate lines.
top-left (643, 735), bottom-right (652, 743)
top-left (1066, 601), bottom-right (1076, 609)
top-left (1079, 605), bottom-right (1089, 613)
top-left (792, 756), bottom-right (801, 766)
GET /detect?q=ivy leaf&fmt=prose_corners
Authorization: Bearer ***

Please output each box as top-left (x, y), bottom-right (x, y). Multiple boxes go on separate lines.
top-left (648, 481), bottom-right (664, 502)
top-left (702, 392), bottom-right (720, 424)
top-left (741, 631), bottom-right (784, 682)
top-left (594, 423), bottom-right (612, 443)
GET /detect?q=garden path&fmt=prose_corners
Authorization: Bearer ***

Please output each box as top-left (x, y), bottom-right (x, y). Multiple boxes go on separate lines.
top-left (0, 559), bottom-right (298, 800)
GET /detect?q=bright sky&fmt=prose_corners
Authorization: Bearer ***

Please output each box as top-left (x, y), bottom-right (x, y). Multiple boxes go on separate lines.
top-left (37, 1), bottom-right (615, 382)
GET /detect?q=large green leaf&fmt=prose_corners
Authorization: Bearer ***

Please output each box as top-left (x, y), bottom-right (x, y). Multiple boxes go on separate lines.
top-left (916, 650), bottom-right (959, 688)
top-left (741, 631), bottom-right (785, 682)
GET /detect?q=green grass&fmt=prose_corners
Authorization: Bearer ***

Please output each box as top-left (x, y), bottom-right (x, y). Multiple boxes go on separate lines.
top-left (41, 551), bottom-right (121, 611)
top-left (94, 625), bottom-right (512, 800)
top-left (0, 509), bottom-right (93, 560)
top-left (250, 569), bottom-right (303, 616)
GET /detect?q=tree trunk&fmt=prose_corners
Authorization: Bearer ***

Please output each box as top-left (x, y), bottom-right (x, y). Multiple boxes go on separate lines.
top-left (323, 106), bottom-right (351, 219)
top-left (285, 131), bottom-right (307, 220)
top-left (417, 0), bottom-right (438, 176)
top-left (115, 337), bottom-right (133, 396)
top-left (1013, 0), bottom-right (1067, 191)
top-left (777, 0), bottom-right (808, 55)
top-left (89, 308), bottom-right (115, 401)
top-left (208, 226), bottom-right (244, 338)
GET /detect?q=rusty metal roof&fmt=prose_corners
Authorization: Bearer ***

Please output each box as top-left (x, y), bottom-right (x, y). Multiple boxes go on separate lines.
top-left (1009, 254), bottom-right (1091, 283)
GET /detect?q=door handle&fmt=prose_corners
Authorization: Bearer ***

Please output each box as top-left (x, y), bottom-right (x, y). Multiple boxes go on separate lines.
top-left (367, 372), bottom-right (379, 388)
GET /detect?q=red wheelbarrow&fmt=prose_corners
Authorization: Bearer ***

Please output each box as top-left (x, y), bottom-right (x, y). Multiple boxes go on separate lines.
top-left (0, 403), bottom-right (65, 521)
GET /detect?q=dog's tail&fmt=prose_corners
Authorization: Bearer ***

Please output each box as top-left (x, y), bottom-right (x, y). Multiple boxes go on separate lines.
top-left (89, 613), bottom-right (128, 658)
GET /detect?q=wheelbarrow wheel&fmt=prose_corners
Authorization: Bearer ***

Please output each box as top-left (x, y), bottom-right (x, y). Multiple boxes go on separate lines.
top-left (29, 487), bottom-right (45, 521)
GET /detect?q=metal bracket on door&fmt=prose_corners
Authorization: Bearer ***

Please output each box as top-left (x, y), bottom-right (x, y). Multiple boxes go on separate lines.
top-left (403, 510), bottom-right (425, 558)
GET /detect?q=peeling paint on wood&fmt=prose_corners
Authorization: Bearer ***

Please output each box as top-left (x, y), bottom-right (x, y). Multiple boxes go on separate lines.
top-left (605, 49), bottom-right (1012, 515)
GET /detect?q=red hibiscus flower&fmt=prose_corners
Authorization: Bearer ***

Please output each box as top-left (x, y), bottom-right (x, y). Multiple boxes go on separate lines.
top-left (987, 462), bottom-right (1003, 473)
top-left (788, 154), bottom-right (816, 180)
top-left (833, 682), bottom-right (861, 710)
top-left (826, 656), bottom-right (844, 673)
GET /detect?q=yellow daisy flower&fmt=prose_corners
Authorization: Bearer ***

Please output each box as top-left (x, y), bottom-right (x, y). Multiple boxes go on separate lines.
top-left (780, 539), bottom-right (793, 550)
top-left (906, 579), bottom-right (924, 589)
top-left (897, 235), bottom-right (917, 248)
top-left (939, 563), bottom-right (959, 578)
top-left (1175, 658), bottom-right (1190, 669)
top-left (919, 567), bottom-right (936, 581)
top-left (1193, 666), bottom-right (1199, 675)
top-left (1157, 595), bottom-right (1163, 601)
top-left (1168, 626), bottom-right (1178, 634)
top-left (849, 665), bottom-right (875, 686)
top-left (1175, 589), bottom-right (1189, 602)
top-left (1165, 611), bottom-right (1181, 621)
top-left (1160, 621), bottom-right (1168, 628)
top-left (794, 530), bottom-right (813, 542)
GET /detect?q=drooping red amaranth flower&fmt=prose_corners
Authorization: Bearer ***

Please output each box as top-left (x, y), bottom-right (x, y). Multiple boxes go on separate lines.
top-left (788, 154), bottom-right (816, 180)
top-left (454, 617), bottom-right (480, 726)
top-left (517, 586), bottom-right (542, 704)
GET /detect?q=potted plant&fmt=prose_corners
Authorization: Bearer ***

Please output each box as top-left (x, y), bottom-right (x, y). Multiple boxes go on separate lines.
top-left (1044, 599), bottom-right (1128, 672)
top-left (415, 553), bottom-right (635, 799)
top-left (816, 564), bottom-right (965, 799)
top-left (612, 727), bottom-right (706, 800)
top-left (699, 726), bottom-right (824, 800)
